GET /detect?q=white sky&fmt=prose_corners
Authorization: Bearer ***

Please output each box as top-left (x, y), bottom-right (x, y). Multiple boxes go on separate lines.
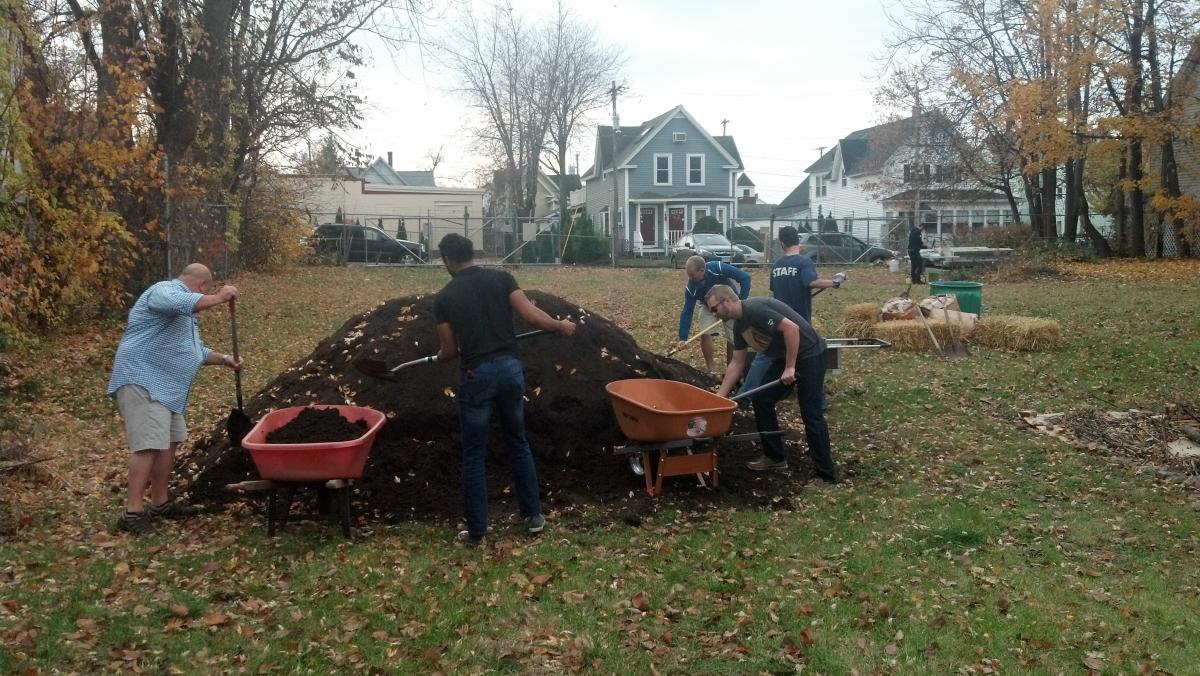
top-left (347, 0), bottom-right (896, 204)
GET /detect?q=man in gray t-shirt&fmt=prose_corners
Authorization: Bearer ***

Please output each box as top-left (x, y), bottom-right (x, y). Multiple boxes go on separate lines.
top-left (706, 285), bottom-right (836, 483)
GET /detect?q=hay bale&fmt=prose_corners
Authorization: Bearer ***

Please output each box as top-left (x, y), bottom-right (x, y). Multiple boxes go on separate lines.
top-left (842, 303), bottom-right (881, 338)
top-left (869, 319), bottom-right (957, 351)
top-left (973, 315), bottom-right (1063, 350)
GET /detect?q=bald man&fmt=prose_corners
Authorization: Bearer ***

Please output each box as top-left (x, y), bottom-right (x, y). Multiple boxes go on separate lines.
top-left (106, 263), bottom-right (243, 536)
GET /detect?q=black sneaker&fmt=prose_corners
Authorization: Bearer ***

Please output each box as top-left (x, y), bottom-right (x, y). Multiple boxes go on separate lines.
top-left (147, 498), bottom-right (200, 520)
top-left (455, 530), bottom-right (486, 545)
top-left (114, 511), bottom-right (153, 536)
top-left (527, 514), bottom-right (546, 534)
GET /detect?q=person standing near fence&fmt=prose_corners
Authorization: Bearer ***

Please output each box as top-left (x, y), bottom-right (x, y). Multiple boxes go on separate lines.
top-left (908, 221), bottom-right (926, 284)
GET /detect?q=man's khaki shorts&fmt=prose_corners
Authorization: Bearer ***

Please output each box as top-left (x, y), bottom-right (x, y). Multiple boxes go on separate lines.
top-left (700, 304), bottom-right (734, 341)
top-left (115, 384), bottom-right (187, 452)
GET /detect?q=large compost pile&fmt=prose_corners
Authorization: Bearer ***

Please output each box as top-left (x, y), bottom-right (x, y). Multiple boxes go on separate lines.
top-left (182, 291), bottom-right (815, 524)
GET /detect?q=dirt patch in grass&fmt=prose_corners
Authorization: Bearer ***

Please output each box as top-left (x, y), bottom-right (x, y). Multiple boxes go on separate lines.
top-left (182, 291), bottom-right (822, 525)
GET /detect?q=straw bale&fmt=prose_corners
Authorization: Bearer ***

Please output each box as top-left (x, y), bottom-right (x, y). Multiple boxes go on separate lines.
top-left (841, 303), bottom-right (881, 338)
top-left (869, 319), bottom-right (957, 351)
top-left (973, 315), bottom-right (1063, 350)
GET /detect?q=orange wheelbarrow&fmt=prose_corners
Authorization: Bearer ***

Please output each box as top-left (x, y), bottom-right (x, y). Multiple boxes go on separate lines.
top-left (605, 379), bottom-right (784, 497)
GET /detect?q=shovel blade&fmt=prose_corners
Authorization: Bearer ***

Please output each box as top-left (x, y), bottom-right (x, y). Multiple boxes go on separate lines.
top-left (227, 408), bottom-right (254, 447)
top-left (352, 358), bottom-right (396, 380)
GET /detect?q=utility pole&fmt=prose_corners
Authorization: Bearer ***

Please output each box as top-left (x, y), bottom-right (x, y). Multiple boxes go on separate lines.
top-left (721, 118), bottom-right (730, 135)
top-left (610, 80), bottom-right (622, 268)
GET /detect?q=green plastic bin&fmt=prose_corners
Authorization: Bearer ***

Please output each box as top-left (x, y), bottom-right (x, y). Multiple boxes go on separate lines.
top-left (929, 280), bottom-right (984, 316)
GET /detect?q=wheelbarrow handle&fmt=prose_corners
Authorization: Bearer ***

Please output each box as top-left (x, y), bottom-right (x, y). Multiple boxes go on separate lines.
top-left (729, 378), bottom-right (785, 402)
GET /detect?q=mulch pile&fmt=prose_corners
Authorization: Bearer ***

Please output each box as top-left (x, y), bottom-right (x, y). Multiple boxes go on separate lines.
top-left (182, 291), bottom-right (819, 526)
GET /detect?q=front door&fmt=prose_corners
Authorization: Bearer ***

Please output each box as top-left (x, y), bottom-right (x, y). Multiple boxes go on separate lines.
top-left (640, 207), bottom-right (657, 246)
top-left (668, 207), bottom-right (686, 236)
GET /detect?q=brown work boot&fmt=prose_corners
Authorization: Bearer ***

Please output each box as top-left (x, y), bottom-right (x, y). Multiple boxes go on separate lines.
top-left (746, 455), bottom-right (788, 472)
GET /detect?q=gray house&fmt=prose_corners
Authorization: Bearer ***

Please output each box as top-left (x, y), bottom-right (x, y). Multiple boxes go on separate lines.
top-left (582, 105), bottom-right (744, 255)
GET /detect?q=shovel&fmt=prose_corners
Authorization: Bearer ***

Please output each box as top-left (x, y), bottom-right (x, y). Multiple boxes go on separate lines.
top-left (665, 320), bottom-right (723, 357)
top-left (353, 329), bottom-right (550, 381)
top-left (941, 305), bottom-right (970, 360)
top-left (226, 300), bottom-right (254, 446)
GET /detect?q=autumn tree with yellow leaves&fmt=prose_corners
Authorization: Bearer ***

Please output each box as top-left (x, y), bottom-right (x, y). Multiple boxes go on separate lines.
top-left (881, 0), bottom-right (1199, 257)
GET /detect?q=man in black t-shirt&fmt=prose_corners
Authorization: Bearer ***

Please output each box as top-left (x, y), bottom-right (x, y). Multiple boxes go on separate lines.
top-left (706, 285), bottom-right (836, 484)
top-left (432, 234), bottom-right (576, 543)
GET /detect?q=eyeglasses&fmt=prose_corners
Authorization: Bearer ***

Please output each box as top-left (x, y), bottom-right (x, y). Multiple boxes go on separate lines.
top-left (706, 298), bottom-right (726, 312)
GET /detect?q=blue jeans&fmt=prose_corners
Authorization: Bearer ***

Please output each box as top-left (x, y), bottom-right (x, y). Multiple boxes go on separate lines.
top-left (737, 352), bottom-right (774, 397)
top-left (456, 357), bottom-right (542, 538)
top-left (749, 353), bottom-right (836, 481)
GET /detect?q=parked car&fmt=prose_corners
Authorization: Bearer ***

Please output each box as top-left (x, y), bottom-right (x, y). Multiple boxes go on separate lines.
top-left (668, 233), bottom-right (743, 268)
top-left (309, 223), bottom-right (426, 263)
top-left (734, 244), bottom-right (766, 266)
top-left (798, 232), bottom-right (896, 264)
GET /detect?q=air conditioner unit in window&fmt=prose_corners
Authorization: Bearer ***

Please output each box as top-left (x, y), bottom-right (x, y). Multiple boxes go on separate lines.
top-left (672, 132), bottom-right (687, 142)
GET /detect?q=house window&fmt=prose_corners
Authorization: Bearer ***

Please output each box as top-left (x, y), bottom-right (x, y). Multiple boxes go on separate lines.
top-left (716, 206), bottom-right (726, 226)
top-left (694, 206), bottom-right (709, 226)
top-left (743, 188), bottom-right (750, 196)
top-left (686, 154), bottom-right (705, 185)
top-left (841, 177), bottom-right (847, 187)
top-left (600, 208), bottom-right (610, 234)
top-left (654, 154), bottom-right (672, 186)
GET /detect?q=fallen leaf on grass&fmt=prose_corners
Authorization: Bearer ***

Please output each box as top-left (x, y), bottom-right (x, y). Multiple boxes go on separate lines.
top-left (169, 604), bottom-right (190, 617)
top-left (631, 592), bottom-right (651, 612)
top-left (201, 612), bottom-right (228, 626)
top-left (530, 573), bottom-right (553, 586)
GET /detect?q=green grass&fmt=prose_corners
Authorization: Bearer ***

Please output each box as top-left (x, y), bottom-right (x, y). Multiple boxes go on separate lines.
top-left (2, 263), bottom-right (1199, 672)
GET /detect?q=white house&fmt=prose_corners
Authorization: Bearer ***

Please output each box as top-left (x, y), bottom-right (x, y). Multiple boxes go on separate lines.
top-left (289, 156), bottom-right (485, 248)
top-left (793, 112), bottom-right (1014, 246)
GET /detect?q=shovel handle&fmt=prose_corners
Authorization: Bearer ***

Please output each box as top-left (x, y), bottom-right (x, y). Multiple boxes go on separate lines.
top-left (730, 378), bottom-right (785, 402)
top-left (230, 299), bottom-right (243, 410)
top-left (388, 329), bottom-right (552, 373)
top-left (666, 320), bottom-right (722, 356)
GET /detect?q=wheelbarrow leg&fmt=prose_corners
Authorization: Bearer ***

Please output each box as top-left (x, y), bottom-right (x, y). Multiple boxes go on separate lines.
top-left (339, 482), bottom-right (352, 539)
top-left (267, 487), bottom-right (277, 537)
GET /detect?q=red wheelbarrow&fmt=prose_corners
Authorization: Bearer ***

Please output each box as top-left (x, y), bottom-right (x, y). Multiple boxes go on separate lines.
top-left (605, 379), bottom-right (784, 497)
top-left (228, 404), bottom-right (386, 538)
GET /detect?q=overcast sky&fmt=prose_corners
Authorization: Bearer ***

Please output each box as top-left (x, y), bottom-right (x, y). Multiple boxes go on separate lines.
top-left (347, 0), bottom-right (896, 204)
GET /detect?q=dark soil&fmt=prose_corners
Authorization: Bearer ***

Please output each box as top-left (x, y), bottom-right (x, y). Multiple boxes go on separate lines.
top-left (265, 407), bottom-right (367, 444)
top-left (181, 290), bottom-right (824, 527)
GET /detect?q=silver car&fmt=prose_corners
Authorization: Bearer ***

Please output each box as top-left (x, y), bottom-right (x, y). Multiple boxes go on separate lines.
top-left (734, 244), bottom-right (766, 266)
top-left (668, 233), bottom-right (742, 268)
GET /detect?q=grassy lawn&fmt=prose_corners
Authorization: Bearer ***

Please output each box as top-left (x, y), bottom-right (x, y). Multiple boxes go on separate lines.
top-left (2, 261), bottom-right (1199, 673)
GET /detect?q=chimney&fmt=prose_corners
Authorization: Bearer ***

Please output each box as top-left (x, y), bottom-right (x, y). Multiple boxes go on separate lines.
top-left (386, 151), bottom-right (393, 167)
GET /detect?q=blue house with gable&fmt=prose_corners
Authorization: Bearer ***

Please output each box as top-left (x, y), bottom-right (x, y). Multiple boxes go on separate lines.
top-left (581, 105), bottom-right (744, 255)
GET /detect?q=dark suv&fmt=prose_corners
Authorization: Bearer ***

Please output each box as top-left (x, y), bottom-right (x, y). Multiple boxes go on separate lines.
top-left (798, 232), bottom-right (896, 264)
top-left (309, 223), bottom-right (426, 263)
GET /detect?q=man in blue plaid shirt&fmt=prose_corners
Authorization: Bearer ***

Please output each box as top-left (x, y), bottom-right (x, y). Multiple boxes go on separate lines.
top-left (106, 263), bottom-right (243, 535)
